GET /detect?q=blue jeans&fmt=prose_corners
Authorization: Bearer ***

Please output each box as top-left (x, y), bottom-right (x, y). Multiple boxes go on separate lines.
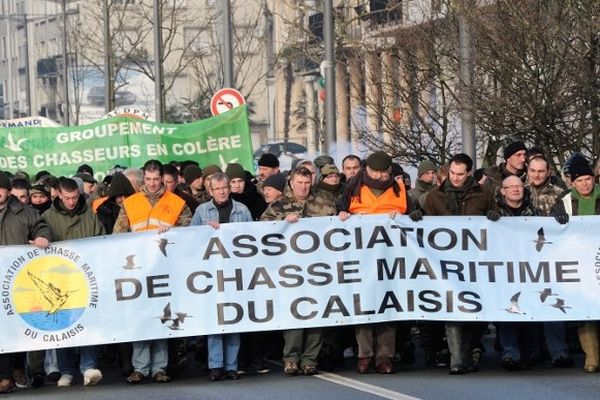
top-left (544, 321), bottom-right (569, 359)
top-left (498, 322), bottom-right (539, 361)
top-left (56, 346), bottom-right (97, 376)
top-left (207, 334), bottom-right (240, 371)
top-left (132, 340), bottom-right (168, 377)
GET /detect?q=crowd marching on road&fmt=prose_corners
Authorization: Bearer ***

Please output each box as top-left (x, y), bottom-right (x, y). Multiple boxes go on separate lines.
top-left (0, 141), bottom-right (599, 394)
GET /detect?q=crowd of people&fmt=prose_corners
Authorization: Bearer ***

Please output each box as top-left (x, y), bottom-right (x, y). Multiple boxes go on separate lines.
top-left (0, 141), bottom-right (598, 393)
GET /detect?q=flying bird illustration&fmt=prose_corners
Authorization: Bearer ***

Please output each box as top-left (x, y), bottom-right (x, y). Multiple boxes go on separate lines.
top-left (174, 312), bottom-right (192, 323)
top-left (168, 317), bottom-right (183, 330)
top-left (121, 254), bottom-right (140, 270)
top-left (157, 302), bottom-right (172, 324)
top-left (156, 238), bottom-right (174, 257)
top-left (550, 298), bottom-right (572, 314)
top-left (537, 288), bottom-right (559, 303)
top-left (27, 271), bottom-right (78, 316)
top-left (4, 132), bottom-right (27, 152)
top-left (533, 227), bottom-right (553, 252)
top-left (504, 292), bottom-right (526, 314)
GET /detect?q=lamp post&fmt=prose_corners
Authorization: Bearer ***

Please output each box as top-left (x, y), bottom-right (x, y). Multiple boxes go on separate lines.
top-left (153, 0), bottom-right (164, 122)
top-left (222, 0), bottom-right (234, 88)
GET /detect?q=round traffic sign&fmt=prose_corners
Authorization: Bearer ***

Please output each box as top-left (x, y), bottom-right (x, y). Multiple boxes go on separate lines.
top-left (210, 88), bottom-right (246, 116)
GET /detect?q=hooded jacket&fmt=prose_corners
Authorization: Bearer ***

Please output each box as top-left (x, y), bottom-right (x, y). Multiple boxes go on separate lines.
top-left (42, 195), bottom-right (105, 241)
top-left (0, 196), bottom-right (52, 245)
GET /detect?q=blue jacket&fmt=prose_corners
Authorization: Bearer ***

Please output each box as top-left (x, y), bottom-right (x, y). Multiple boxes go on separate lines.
top-left (190, 199), bottom-right (253, 226)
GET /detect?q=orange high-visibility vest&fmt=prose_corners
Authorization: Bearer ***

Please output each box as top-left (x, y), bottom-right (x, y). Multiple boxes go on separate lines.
top-left (349, 183), bottom-right (407, 215)
top-left (122, 191), bottom-right (186, 232)
top-left (92, 196), bottom-right (108, 213)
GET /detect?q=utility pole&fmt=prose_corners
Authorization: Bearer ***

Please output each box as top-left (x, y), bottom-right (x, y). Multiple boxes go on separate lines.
top-left (61, 0), bottom-right (69, 125)
top-left (103, 0), bottom-right (113, 113)
top-left (323, 0), bottom-right (336, 154)
top-left (222, 0), bottom-right (234, 88)
top-left (23, 14), bottom-right (32, 116)
top-left (153, 0), bottom-right (163, 122)
top-left (458, 3), bottom-right (476, 164)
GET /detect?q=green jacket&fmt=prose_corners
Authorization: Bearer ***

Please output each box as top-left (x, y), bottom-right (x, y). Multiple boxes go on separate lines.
top-left (42, 196), bottom-right (105, 241)
top-left (0, 196), bottom-right (52, 245)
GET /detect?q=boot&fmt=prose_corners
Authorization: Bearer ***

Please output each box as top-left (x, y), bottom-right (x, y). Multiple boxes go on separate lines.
top-left (578, 323), bottom-right (599, 373)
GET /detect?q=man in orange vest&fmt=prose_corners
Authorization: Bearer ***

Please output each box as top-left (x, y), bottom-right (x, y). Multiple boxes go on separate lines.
top-left (113, 160), bottom-right (192, 384)
top-left (338, 151), bottom-right (413, 375)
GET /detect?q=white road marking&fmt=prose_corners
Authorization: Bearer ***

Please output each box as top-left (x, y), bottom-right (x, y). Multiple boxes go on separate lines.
top-left (315, 371), bottom-right (423, 400)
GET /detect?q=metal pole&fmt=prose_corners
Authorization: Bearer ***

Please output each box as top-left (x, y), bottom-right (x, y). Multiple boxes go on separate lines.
top-left (61, 0), bottom-right (69, 125)
top-left (23, 14), bottom-right (32, 115)
top-left (458, 8), bottom-right (475, 165)
top-left (103, 0), bottom-right (113, 113)
top-left (323, 0), bottom-right (336, 154)
top-left (153, 0), bottom-right (163, 122)
top-left (222, 0), bottom-right (234, 88)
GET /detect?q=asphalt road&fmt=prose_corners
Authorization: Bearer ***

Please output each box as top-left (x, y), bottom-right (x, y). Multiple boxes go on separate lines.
top-left (7, 341), bottom-right (598, 400)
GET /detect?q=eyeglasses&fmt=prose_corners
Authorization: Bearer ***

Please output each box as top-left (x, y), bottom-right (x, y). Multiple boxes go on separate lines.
top-left (502, 185), bottom-right (524, 190)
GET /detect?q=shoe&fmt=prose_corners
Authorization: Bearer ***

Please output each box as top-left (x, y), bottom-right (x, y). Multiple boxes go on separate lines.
top-left (126, 371), bottom-right (145, 384)
top-left (152, 371), bottom-right (171, 383)
top-left (449, 366), bottom-right (465, 375)
top-left (343, 347), bottom-right (356, 359)
top-left (47, 372), bottom-right (61, 383)
top-left (552, 356), bottom-right (573, 368)
top-left (583, 365), bottom-right (599, 373)
top-left (31, 373), bottom-right (45, 388)
top-left (284, 361), bottom-right (299, 375)
top-left (57, 374), bottom-right (74, 387)
top-left (302, 365), bottom-right (318, 376)
top-left (501, 357), bottom-right (520, 371)
top-left (13, 368), bottom-right (27, 388)
top-left (225, 370), bottom-right (240, 380)
top-left (83, 368), bottom-right (102, 386)
top-left (208, 368), bottom-right (224, 382)
top-left (356, 357), bottom-right (371, 374)
top-left (0, 379), bottom-right (16, 394)
top-left (252, 359), bottom-right (271, 374)
top-left (472, 347), bottom-right (484, 367)
top-left (375, 360), bottom-right (394, 374)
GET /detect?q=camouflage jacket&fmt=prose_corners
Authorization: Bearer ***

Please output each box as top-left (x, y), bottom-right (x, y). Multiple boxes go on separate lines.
top-left (260, 193), bottom-right (336, 221)
top-left (527, 179), bottom-right (564, 216)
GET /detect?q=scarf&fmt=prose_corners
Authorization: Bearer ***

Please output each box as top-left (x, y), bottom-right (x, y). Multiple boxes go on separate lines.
top-left (442, 176), bottom-right (476, 215)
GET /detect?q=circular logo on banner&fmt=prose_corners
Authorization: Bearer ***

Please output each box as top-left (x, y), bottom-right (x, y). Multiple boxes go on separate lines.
top-left (210, 88), bottom-right (246, 116)
top-left (12, 255), bottom-right (89, 331)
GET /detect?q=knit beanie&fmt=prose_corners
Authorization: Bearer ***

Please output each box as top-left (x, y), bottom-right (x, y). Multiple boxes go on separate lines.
top-left (201, 164), bottom-right (222, 180)
top-left (225, 163), bottom-right (246, 180)
top-left (263, 173), bottom-right (287, 193)
top-left (319, 163), bottom-right (339, 177)
top-left (184, 165), bottom-right (204, 185)
top-left (30, 184), bottom-right (50, 198)
top-left (503, 141), bottom-right (527, 160)
top-left (107, 173), bottom-right (135, 198)
top-left (366, 151), bottom-right (392, 170)
top-left (0, 172), bottom-right (11, 190)
top-left (258, 153), bottom-right (279, 168)
top-left (569, 154), bottom-right (594, 181)
top-left (417, 160), bottom-right (436, 177)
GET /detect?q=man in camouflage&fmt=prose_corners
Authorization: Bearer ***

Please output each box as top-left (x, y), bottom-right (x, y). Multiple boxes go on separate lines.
top-left (260, 166), bottom-right (336, 376)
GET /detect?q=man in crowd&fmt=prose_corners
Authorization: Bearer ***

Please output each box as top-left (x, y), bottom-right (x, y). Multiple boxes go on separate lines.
top-left (261, 167), bottom-right (336, 375)
top-left (485, 140), bottom-right (527, 191)
top-left (226, 163), bottom-right (266, 221)
top-left (341, 155), bottom-right (361, 182)
top-left (10, 178), bottom-right (30, 205)
top-left (419, 153), bottom-right (499, 374)
top-left (114, 160), bottom-right (192, 384)
top-left (262, 173), bottom-right (287, 204)
top-left (256, 154), bottom-right (280, 191)
top-left (338, 151), bottom-right (413, 375)
top-left (163, 164), bottom-right (198, 213)
top-left (495, 175), bottom-right (540, 370)
top-left (191, 172), bottom-right (253, 381)
top-left (408, 159), bottom-right (437, 208)
top-left (29, 183), bottom-right (52, 214)
top-left (551, 154), bottom-right (600, 373)
top-left (0, 173), bottom-right (51, 393)
top-left (183, 164), bottom-right (211, 204)
top-left (42, 177), bottom-right (105, 387)
top-left (526, 155), bottom-right (573, 367)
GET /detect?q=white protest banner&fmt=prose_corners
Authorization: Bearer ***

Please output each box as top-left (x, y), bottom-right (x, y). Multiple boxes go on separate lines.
top-left (1, 215), bottom-right (597, 353)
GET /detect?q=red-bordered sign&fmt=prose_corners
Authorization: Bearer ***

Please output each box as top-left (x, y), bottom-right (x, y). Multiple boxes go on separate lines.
top-left (210, 88), bottom-right (246, 116)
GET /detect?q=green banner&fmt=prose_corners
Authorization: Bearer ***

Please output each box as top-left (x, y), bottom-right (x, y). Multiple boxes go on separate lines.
top-left (0, 106), bottom-right (253, 179)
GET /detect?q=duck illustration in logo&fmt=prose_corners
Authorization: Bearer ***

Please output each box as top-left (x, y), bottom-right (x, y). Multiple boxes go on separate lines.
top-left (13, 256), bottom-right (89, 331)
top-left (27, 271), bottom-right (79, 317)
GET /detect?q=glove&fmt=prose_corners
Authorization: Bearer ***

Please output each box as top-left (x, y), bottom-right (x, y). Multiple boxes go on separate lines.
top-left (554, 213), bottom-right (569, 225)
top-left (409, 209), bottom-right (423, 222)
top-left (486, 210), bottom-right (501, 222)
